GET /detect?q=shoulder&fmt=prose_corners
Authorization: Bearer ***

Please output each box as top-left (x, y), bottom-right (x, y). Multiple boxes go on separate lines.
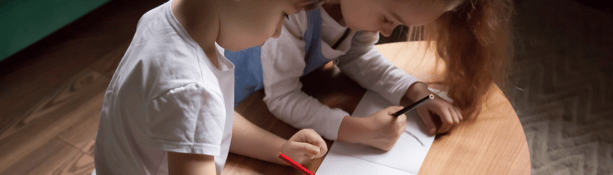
top-left (123, 25), bottom-right (220, 103)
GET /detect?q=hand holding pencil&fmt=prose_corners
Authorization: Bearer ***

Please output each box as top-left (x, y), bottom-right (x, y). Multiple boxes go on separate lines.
top-left (341, 94), bottom-right (435, 151)
top-left (354, 106), bottom-right (408, 151)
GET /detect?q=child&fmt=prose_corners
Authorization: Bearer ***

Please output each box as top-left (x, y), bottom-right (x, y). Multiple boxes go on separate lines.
top-left (93, 0), bottom-right (329, 174)
top-left (226, 0), bottom-right (514, 151)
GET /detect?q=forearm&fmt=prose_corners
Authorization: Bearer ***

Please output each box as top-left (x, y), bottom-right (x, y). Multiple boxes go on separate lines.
top-left (337, 115), bottom-right (370, 144)
top-left (230, 111), bottom-right (288, 165)
top-left (338, 49), bottom-right (418, 106)
top-left (400, 81), bottom-right (430, 106)
top-left (263, 90), bottom-right (348, 140)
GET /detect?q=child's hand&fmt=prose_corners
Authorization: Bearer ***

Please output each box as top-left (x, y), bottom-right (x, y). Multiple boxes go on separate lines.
top-left (281, 129), bottom-right (328, 165)
top-left (404, 82), bottom-right (463, 135)
top-left (361, 106), bottom-right (407, 151)
top-left (416, 93), bottom-right (462, 135)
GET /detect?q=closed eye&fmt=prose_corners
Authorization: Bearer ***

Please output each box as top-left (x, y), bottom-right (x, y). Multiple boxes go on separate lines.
top-left (383, 16), bottom-right (393, 25)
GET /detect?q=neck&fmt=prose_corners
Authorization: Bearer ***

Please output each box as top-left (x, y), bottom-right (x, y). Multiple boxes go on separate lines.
top-left (322, 1), bottom-right (345, 26)
top-left (172, 0), bottom-right (220, 68)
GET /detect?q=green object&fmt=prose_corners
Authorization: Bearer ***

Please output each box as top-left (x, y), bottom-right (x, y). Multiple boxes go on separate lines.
top-left (0, 0), bottom-right (110, 61)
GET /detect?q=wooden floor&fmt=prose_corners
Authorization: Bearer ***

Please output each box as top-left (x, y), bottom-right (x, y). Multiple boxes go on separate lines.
top-left (0, 0), bottom-right (166, 174)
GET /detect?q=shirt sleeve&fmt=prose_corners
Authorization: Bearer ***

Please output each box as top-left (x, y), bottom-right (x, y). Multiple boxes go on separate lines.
top-left (143, 83), bottom-right (226, 156)
top-left (336, 31), bottom-right (420, 106)
top-left (261, 19), bottom-right (349, 140)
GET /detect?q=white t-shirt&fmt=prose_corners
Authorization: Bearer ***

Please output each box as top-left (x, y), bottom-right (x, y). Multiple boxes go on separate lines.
top-left (94, 1), bottom-right (234, 175)
top-left (261, 5), bottom-right (418, 140)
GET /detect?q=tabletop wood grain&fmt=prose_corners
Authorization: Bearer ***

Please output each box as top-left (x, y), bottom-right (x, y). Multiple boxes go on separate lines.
top-left (222, 41), bottom-right (531, 175)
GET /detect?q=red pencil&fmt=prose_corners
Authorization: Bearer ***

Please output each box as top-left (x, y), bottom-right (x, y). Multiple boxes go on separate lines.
top-left (278, 153), bottom-right (315, 175)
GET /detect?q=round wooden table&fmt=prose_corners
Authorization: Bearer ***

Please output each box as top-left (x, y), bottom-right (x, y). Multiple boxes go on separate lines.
top-left (222, 41), bottom-right (531, 175)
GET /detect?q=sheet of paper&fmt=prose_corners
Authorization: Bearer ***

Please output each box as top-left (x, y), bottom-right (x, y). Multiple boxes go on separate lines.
top-left (317, 89), bottom-right (448, 175)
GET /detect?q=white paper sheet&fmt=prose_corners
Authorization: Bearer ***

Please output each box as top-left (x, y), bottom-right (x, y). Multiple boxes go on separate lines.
top-left (317, 90), bottom-right (449, 175)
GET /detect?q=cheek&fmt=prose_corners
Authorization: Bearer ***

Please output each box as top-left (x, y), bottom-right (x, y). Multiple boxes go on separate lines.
top-left (344, 14), bottom-right (379, 31)
top-left (341, 4), bottom-right (380, 31)
top-left (250, 16), bottom-right (280, 42)
top-left (217, 25), bottom-right (263, 51)
top-left (238, 18), bottom-right (278, 48)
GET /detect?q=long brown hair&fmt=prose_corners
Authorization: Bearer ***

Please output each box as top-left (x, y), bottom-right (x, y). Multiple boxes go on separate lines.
top-left (423, 0), bottom-right (515, 119)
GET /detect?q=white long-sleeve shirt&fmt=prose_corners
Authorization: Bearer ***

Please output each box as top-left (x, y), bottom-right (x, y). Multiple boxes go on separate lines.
top-left (260, 6), bottom-right (419, 140)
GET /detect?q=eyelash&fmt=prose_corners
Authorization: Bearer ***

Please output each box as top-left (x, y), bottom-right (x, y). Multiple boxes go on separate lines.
top-left (383, 16), bottom-right (392, 24)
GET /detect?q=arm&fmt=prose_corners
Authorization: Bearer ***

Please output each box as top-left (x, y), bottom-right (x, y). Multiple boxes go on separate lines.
top-left (336, 31), bottom-right (419, 106)
top-left (143, 83), bottom-right (229, 174)
top-left (260, 18), bottom-right (349, 141)
top-left (261, 22), bottom-right (407, 150)
top-left (337, 31), bottom-right (461, 135)
top-left (230, 111), bottom-right (327, 165)
top-left (229, 111), bottom-right (287, 165)
top-left (168, 152), bottom-right (216, 175)
top-left (167, 113), bottom-right (316, 174)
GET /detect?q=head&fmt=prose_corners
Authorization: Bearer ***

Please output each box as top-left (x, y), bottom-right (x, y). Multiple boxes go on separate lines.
top-left (217, 0), bottom-right (306, 51)
top-left (338, 0), bottom-right (515, 118)
top-left (338, 0), bottom-right (463, 37)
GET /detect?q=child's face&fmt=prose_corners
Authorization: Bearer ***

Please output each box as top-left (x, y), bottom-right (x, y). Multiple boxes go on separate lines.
top-left (218, 0), bottom-right (303, 51)
top-left (339, 0), bottom-right (460, 37)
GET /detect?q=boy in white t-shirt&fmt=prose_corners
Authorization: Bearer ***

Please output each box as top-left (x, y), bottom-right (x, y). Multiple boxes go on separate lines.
top-left (93, 0), bottom-right (328, 174)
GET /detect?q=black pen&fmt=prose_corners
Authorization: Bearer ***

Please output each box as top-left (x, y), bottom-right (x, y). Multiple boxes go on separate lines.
top-left (391, 94), bottom-right (434, 117)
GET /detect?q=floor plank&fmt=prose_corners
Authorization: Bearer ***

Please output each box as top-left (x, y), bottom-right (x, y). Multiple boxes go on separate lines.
top-left (50, 153), bottom-right (95, 175)
top-left (0, 69), bottom-right (109, 172)
top-left (0, 0), bottom-right (165, 140)
top-left (58, 104), bottom-right (102, 156)
top-left (87, 40), bottom-right (131, 79)
top-left (0, 138), bottom-right (94, 175)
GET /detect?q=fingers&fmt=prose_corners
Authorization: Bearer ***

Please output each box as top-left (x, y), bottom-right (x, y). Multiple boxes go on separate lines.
top-left (385, 106), bottom-right (404, 115)
top-left (295, 142), bottom-right (321, 158)
top-left (292, 129), bottom-right (328, 158)
top-left (417, 107), bottom-right (436, 135)
top-left (436, 106), bottom-right (454, 134)
top-left (387, 106), bottom-right (407, 137)
top-left (445, 107), bottom-right (461, 134)
top-left (282, 141), bottom-right (320, 164)
top-left (312, 141), bottom-right (327, 158)
top-left (396, 113), bottom-right (407, 126)
top-left (449, 107), bottom-right (459, 124)
top-left (454, 106), bottom-right (463, 121)
top-left (306, 138), bottom-right (327, 158)
top-left (395, 114), bottom-right (407, 138)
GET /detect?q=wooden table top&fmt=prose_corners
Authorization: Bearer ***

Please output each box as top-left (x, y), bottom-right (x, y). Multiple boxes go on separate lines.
top-left (222, 41), bottom-right (531, 175)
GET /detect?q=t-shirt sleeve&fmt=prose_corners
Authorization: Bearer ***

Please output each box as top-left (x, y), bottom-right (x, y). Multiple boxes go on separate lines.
top-left (143, 83), bottom-right (226, 156)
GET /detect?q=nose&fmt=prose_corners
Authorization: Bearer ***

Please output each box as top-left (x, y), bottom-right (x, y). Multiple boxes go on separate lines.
top-left (380, 22), bottom-right (399, 37)
top-left (379, 27), bottom-right (393, 37)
